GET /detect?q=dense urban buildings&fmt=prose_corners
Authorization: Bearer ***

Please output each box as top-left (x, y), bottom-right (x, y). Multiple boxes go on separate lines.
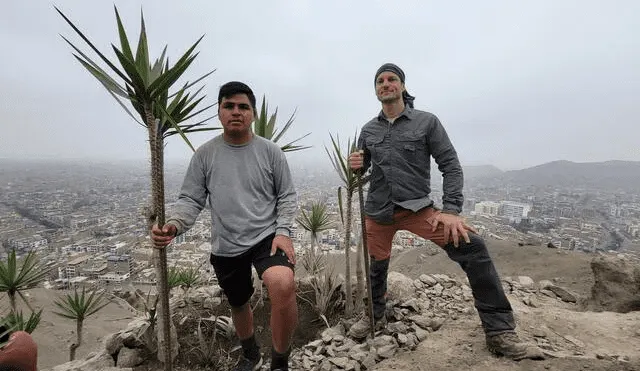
top-left (1, 159), bottom-right (639, 292)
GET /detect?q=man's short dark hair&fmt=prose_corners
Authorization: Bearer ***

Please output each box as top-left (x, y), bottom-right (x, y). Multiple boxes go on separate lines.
top-left (217, 81), bottom-right (257, 112)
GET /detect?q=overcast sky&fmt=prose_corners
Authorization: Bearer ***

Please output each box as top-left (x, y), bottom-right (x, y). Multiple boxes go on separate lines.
top-left (1, 0), bottom-right (638, 170)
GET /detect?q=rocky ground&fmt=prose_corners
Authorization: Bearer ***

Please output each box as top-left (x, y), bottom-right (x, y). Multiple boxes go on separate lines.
top-left (19, 241), bottom-right (640, 370)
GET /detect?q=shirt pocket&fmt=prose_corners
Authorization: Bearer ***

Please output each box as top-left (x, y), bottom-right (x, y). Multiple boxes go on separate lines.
top-left (397, 132), bottom-right (425, 153)
top-left (365, 135), bottom-right (387, 163)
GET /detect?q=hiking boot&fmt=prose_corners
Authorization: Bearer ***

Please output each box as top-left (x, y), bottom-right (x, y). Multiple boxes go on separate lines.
top-left (233, 355), bottom-right (263, 371)
top-left (486, 332), bottom-right (545, 361)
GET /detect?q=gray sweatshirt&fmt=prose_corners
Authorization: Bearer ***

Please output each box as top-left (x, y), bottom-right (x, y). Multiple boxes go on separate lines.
top-left (167, 134), bottom-right (297, 256)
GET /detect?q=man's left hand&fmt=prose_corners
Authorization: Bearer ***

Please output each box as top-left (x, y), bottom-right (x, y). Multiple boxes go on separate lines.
top-left (430, 212), bottom-right (478, 247)
top-left (271, 235), bottom-right (296, 265)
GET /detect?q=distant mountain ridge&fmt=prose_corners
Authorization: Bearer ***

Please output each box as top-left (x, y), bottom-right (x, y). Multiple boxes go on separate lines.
top-left (470, 160), bottom-right (640, 190)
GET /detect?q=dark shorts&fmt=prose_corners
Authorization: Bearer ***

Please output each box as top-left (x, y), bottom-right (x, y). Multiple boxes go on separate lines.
top-left (209, 233), bottom-right (294, 308)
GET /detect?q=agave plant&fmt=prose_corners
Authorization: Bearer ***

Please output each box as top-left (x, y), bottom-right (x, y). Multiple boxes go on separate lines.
top-left (253, 96), bottom-right (310, 152)
top-left (0, 250), bottom-right (51, 313)
top-left (56, 6), bottom-right (218, 369)
top-left (324, 132), bottom-right (363, 316)
top-left (296, 201), bottom-right (332, 275)
top-left (53, 287), bottom-right (110, 361)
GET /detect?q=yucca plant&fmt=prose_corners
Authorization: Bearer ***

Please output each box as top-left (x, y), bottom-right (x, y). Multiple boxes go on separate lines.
top-left (56, 6), bottom-right (218, 369)
top-left (296, 201), bottom-right (332, 275)
top-left (310, 264), bottom-right (342, 320)
top-left (1, 309), bottom-right (43, 335)
top-left (167, 266), bottom-right (183, 291)
top-left (178, 266), bottom-right (201, 294)
top-left (253, 96), bottom-right (310, 152)
top-left (53, 287), bottom-right (110, 361)
top-left (324, 132), bottom-right (363, 317)
top-left (0, 250), bottom-right (51, 313)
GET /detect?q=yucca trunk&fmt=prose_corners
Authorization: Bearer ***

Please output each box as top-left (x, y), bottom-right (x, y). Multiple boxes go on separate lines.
top-left (69, 319), bottom-right (82, 361)
top-left (310, 232), bottom-right (317, 257)
top-left (354, 238), bottom-right (364, 312)
top-left (144, 104), bottom-right (172, 371)
top-left (343, 190), bottom-right (354, 316)
top-left (8, 290), bottom-right (16, 313)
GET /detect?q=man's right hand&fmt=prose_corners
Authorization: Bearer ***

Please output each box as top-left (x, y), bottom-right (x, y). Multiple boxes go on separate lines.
top-left (348, 150), bottom-right (364, 170)
top-left (151, 223), bottom-right (177, 249)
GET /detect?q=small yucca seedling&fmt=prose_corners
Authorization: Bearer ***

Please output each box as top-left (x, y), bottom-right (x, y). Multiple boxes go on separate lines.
top-left (53, 287), bottom-right (110, 361)
top-left (178, 266), bottom-right (201, 294)
top-left (1, 310), bottom-right (42, 335)
top-left (296, 201), bottom-right (332, 275)
top-left (167, 266), bottom-right (183, 290)
top-left (311, 265), bottom-right (342, 320)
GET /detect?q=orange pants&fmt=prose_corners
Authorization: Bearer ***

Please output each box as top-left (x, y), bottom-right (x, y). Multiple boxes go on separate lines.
top-left (366, 207), bottom-right (446, 260)
top-left (0, 331), bottom-right (38, 371)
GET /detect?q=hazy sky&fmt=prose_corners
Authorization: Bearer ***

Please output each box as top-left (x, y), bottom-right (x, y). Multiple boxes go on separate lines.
top-left (1, 1), bottom-right (638, 170)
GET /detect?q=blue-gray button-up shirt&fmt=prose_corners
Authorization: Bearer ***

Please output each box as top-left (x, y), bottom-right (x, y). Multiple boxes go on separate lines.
top-left (358, 107), bottom-right (464, 224)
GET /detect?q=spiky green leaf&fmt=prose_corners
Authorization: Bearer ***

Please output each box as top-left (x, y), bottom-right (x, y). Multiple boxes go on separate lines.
top-left (135, 10), bottom-right (150, 86)
top-left (114, 6), bottom-right (133, 61)
top-left (55, 6), bottom-right (133, 86)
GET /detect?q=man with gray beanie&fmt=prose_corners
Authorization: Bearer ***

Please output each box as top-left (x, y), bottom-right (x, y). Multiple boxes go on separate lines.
top-left (348, 63), bottom-right (543, 360)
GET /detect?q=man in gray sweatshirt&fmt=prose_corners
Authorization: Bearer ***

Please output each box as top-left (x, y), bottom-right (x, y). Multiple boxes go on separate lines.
top-left (349, 64), bottom-right (543, 361)
top-left (151, 81), bottom-right (297, 371)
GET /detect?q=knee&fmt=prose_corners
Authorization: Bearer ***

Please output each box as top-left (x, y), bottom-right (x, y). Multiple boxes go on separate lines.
top-left (468, 234), bottom-right (487, 251)
top-left (446, 233), bottom-right (488, 256)
top-left (264, 270), bottom-right (296, 305)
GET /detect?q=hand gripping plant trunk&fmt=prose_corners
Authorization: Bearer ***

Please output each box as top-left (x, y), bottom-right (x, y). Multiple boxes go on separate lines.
top-left (356, 172), bottom-right (375, 338)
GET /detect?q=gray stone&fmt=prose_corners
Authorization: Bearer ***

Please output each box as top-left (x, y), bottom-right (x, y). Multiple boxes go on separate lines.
top-left (377, 344), bottom-right (398, 359)
top-left (420, 274), bottom-right (438, 286)
top-left (387, 272), bottom-right (416, 301)
top-left (433, 283), bottom-right (444, 296)
top-left (413, 324), bottom-right (429, 341)
top-left (517, 276), bottom-right (535, 289)
top-left (103, 333), bottom-right (123, 356)
top-left (387, 321), bottom-right (409, 334)
top-left (329, 356), bottom-right (349, 368)
top-left (116, 347), bottom-right (144, 368)
top-left (547, 285), bottom-right (577, 303)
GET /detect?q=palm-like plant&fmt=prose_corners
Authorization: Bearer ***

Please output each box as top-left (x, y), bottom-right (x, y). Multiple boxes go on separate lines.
top-left (253, 96), bottom-right (310, 152)
top-left (325, 132), bottom-right (361, 316)
top-left (0, 250), bottom-right (51, 312)
top-left (53, 287), bottom-right (110, 361)
top-left (56, 7), bottom-right (218, 369)
top-left (296, 201), bottom-right (332, 275)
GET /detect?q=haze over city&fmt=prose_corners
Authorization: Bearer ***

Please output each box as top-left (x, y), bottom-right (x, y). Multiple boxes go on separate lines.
top-left (1, 0), bottom-right (638, 170)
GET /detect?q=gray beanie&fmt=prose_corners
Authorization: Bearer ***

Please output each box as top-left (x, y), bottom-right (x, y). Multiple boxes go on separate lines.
top-left (374, 63), bottom-right (415, 108)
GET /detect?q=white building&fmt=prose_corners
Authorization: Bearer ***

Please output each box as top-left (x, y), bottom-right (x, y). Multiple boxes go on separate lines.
top-left (474, 201), bottom-right (501, 216)
top-left (500, 202), bottom-right (532, 223)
